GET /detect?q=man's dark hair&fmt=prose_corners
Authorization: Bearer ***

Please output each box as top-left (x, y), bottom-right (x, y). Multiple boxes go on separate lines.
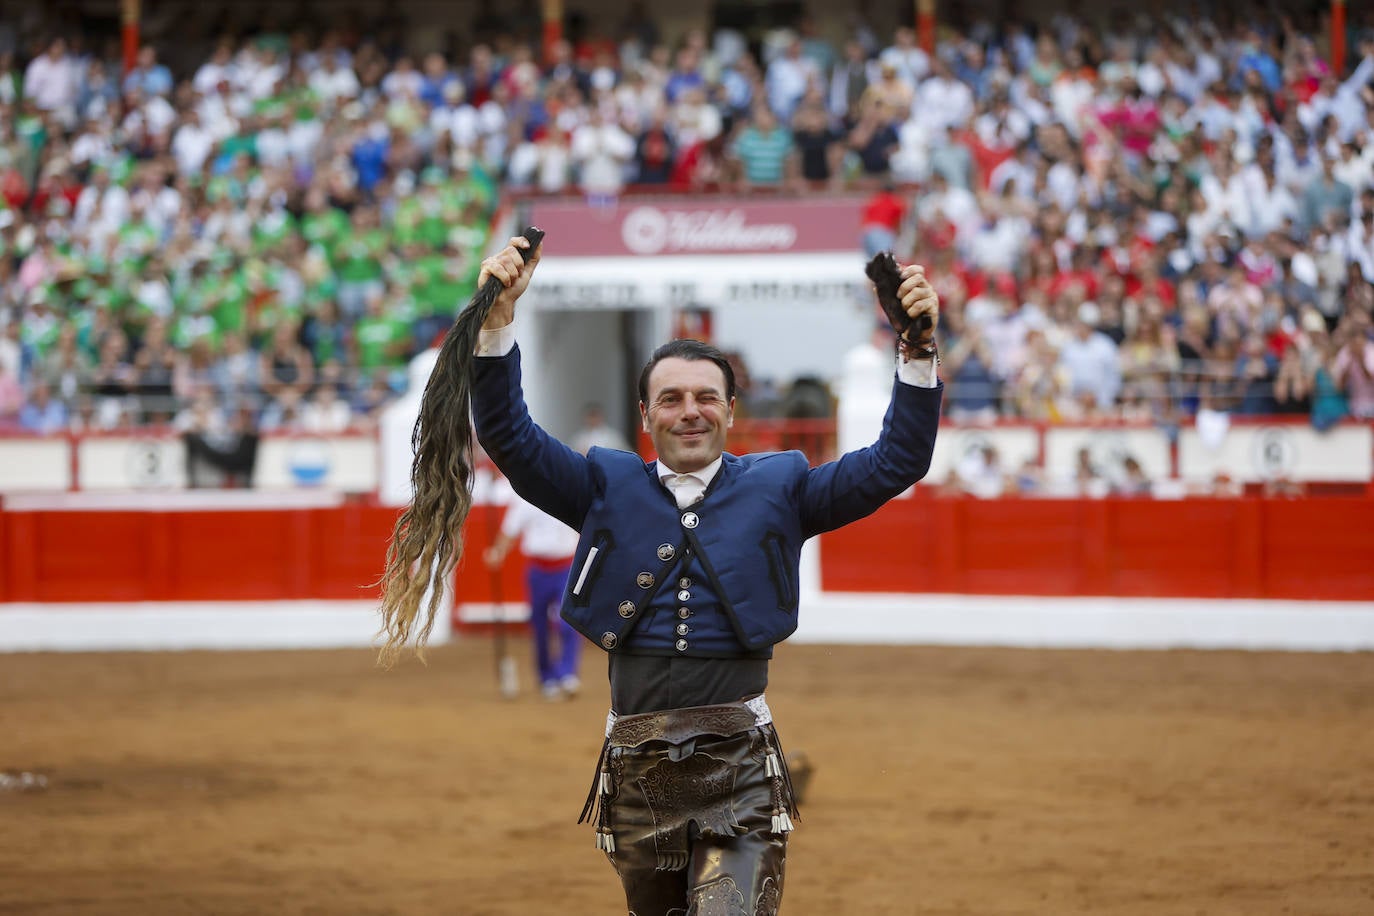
top-left (638, 339), bottom-right (736, 404)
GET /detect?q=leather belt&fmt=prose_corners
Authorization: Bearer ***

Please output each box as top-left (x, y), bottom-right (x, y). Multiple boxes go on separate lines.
top-left (608, 701), bottom-right (761, 749)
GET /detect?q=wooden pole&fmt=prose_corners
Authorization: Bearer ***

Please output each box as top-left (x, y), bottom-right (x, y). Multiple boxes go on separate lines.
top-left (917, 0), bottom-right (936, 56)
top-left (541, 0), bottom-right (564, 66)
top-left (121, 0), bottom-right (140, 76)
top-left (1331, 0), bottom-right (1347, 76)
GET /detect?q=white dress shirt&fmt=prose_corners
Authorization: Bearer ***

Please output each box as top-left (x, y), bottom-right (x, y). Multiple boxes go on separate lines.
top-left (657, 456), bottom-right (722, 508)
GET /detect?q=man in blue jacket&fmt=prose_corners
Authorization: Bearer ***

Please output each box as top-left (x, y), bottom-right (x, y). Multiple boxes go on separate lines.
top-left (472, 235), bottom-right (941, 915)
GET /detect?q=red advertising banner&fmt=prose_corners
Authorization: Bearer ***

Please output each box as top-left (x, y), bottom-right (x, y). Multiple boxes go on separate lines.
top-left (528, 196), bottom-right (868, 257)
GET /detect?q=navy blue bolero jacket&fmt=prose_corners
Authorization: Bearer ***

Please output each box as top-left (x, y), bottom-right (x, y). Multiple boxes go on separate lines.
top-left (472, 346), bottom-right (942, 655)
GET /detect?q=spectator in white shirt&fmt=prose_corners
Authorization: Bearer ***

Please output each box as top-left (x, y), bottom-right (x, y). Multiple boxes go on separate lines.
top-left (287, 108), bottom-right (323, 167)
top-left (255, 112), bottom-right (293, 169)
top-left (1332, 140), bottom-right (1374, 196)
top-left (120, 86), bottom-right (177, 148)
top-left (518, 126), bottom-right (574, 195)
top-left (431, 80), bottom-right (481, 151)
top-left (70, 114), bottom-right (117, 170)
top-left (171, 107), bottom-right (215, 175)
top-left (72, 165), bottom-right (130, 240)
top-left (381, 56), bottom-right (424, 101)
top-left (242, 47), bottom-right (286, 101)
top-left (309, 53), bottom-right (360, 108)
top-left (197, 81), bottom-right (246, 140)
top-left (301, 383), bottom-right (354, 433)
top-left (571, 107), bottom-right (636, 199)
top-left (764, 38), bottom-right (816, 124)
top-left (193, 43), bottom-right (238, 96)
top-left (1059, 302), bottom-right (1122, 411)
top-left (23, 37), bottom-right (80, 121)
top-left (669, 85), bottom-right (722, 149)
top-left (876, 26), bottom-right (930, 88)
top-left (1241, 167), bottom-right (1299, 239)
top-left (918, 169), bottom-right (981, 246)
top-left (1184, 83), bottom-right (1238, 140)
top-left (911, 57), bottom-right (975, 135)
top-left (1297, 44), bottom-right (1374, 143)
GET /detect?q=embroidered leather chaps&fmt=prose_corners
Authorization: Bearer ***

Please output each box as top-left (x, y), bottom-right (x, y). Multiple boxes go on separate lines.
top-left (584, 702), bottom-right (797, 916)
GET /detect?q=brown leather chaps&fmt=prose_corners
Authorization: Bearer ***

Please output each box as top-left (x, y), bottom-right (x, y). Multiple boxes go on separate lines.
top-left (582, 701), bottom-right (800, 916)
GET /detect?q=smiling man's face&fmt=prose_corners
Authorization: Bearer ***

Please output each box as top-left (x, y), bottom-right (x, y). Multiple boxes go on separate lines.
top-left (640, 357), bottom-right (734, 473)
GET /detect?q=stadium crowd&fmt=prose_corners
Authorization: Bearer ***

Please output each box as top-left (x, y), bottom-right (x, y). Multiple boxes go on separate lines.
top-left (0, 8), bottom-right (1372, 450)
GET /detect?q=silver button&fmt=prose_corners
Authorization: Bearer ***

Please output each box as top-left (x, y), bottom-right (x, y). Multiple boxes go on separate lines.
top-left (681, 512), bottom-right (699, 529)
top-left (675, 638), bottom-right (689, 652)
top-left (677, 607), bottom-right (691, 619)
top-left (618, 600), bottom-right (636, 618)
top-left (636, 571), bottom-right (655, 589)
top-left (676, 623), bottom-right (690, 636)
top-left (657, 543), bottom-right (675, 561)
top-left (678, 577), bottom-right (692, 589)
top-left (677, 590), bottom-right (691, 602)
top-left (601, 632), bottom-right (618, 649)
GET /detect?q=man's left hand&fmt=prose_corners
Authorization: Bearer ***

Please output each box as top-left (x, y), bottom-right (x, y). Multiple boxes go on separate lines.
top-left (898, 264), bottom-right (939, 343)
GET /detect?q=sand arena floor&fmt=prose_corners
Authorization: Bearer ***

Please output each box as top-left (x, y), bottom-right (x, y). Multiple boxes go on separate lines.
top-left (2, 639), bottom-right (1372, 915)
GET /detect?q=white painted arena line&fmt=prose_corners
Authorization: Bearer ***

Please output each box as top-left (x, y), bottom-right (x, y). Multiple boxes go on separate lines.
top-left (793, 593), bottom-right (1374, 652)
top-left (1, 594), bottom-right (1372, 652)
top-left (0, 602), bottom-right (385, 652)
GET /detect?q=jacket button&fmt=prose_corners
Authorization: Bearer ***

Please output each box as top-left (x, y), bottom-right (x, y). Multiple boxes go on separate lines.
top-left (657, 543), bottom-right (675, 561)
top-left (676, 622), bottom-right (690, 636)
top-left (677, 607), bottom-right (691, 619)
top-left (678, 577), bottom-right (692, 589)
top-left (601, 632), bottom-right (618, 650)
top-left (677, 589), bottom-right (691, 602)
top-left (681, 512), bottom-right (699, 529)
top-left (618, 600), bottom-right (636, 618)
top-left (636, 572), bottom-right (655, 589)
top-left (675, 638), bottom-right (689, 652)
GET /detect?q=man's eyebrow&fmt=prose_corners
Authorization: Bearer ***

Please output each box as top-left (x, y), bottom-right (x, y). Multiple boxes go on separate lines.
top-left (654, 385), bottom-right (723, 398)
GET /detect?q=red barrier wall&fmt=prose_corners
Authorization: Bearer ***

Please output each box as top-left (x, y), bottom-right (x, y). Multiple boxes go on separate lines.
top-left (0, 503), bottom-right (527, 606)
top-left (2, 498), bottom-right (1370, 604)
top-left (817, 495), bottom-right (1374, 601)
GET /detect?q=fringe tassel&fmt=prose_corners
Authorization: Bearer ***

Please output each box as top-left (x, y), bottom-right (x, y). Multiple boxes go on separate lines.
top-left (594, 763), bottom-right (615, 852)
top-left (578, 736), bottom-right (611, 825)
top-left (765, 735), bottom-right (796, 835)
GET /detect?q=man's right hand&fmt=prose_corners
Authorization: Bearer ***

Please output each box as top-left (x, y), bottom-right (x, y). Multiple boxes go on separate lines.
top-left (478, 235), bottom-right (542, 330)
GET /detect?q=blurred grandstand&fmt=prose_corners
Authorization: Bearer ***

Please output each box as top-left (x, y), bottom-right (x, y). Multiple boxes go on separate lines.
top-left (0, 1), bottom-right (1372, 500)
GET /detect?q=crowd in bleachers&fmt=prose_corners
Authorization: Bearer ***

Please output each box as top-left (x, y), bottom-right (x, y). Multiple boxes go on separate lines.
top-left (0, 9), bottom-right (1372, 445)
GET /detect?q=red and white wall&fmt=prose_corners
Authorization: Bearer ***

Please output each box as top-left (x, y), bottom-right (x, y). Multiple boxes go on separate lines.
top-left (2, 453), bottom-right (1372, 652)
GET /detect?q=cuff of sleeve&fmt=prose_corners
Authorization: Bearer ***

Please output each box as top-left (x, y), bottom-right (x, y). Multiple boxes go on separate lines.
top-left (896, 354), bottom-right (939, 388)
top-left (476, 323), bottom-right (517, 357)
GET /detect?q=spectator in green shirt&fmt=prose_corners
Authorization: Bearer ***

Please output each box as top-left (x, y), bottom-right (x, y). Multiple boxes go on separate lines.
top-left (352, 286), bottom-right (414, 382)
top-left (300, 187), bottom-right (349, 258)
top-left (407, 241), bottom-right (479, 350)
top-left (333, 205), bottom-right (388, 320)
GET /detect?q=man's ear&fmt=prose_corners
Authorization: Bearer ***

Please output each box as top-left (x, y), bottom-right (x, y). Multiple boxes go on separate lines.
top-left (639, 401), bottom-right (650, 432)
top-left (727, 397), bottom-right (735, 428)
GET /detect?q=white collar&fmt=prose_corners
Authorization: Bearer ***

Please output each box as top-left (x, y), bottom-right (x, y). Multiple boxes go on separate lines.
top-left (656, 454), bottom-right (724, 488)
